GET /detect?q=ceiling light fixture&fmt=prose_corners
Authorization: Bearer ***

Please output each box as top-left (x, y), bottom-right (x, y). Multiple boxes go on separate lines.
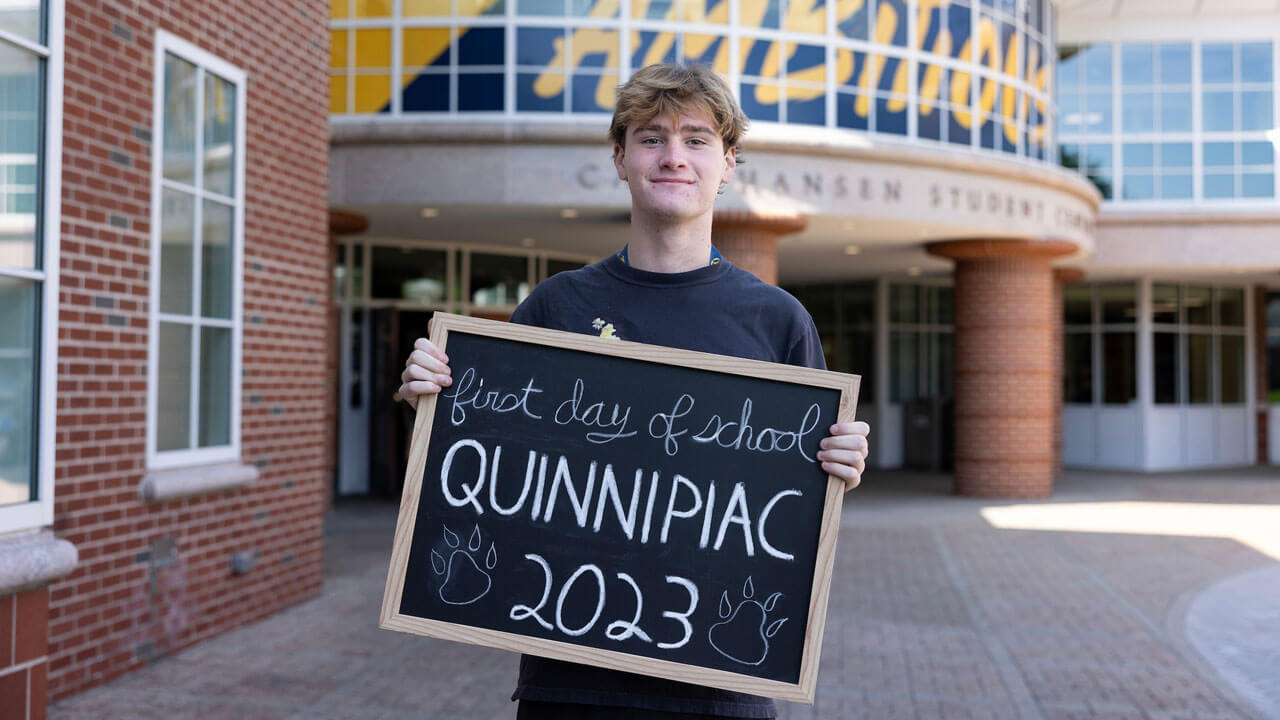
top-left (560, 208), bottom-right (579, 219)
top-left (844, 245), bottom-right (861, 255)
top-left (420, 208), bottom-right (439, 218)
top-left (907, 267), bottom-right (921, 276)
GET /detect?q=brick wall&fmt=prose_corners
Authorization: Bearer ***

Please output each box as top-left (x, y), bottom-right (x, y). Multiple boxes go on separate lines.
top-left (51, 0), bottom-right (332, 700)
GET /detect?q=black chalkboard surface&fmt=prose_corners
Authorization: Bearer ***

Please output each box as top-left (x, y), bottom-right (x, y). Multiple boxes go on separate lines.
top-left (380, 313), bottom-right (859, 703)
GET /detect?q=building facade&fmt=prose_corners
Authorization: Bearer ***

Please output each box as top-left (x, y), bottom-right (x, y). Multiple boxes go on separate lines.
top-left (2, 0), bottom-right (1279, 716)
top-left (1, 1), bottom-right (333, 716)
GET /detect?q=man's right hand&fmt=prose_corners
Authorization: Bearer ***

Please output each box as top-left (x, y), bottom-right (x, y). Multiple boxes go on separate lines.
top-left (398, 337), bottom-right (451, 410)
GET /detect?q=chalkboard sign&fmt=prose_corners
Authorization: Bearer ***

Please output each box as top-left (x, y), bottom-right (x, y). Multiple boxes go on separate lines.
top-left (380, 313), bottom-right (859, 703)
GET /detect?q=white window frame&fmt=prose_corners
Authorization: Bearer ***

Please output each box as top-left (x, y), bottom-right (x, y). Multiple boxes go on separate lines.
top-left (146, 31), bottom-right (247, 471)
top-left (0, 0), bottom-right (65, 533)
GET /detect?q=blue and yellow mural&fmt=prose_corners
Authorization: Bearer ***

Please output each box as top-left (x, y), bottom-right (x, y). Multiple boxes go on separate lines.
top-left (330, 0), bottom-right (1053, 160)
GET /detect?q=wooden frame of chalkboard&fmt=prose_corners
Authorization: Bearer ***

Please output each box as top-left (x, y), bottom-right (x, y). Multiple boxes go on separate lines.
top-left (380, 312), bottom-right (859, 704)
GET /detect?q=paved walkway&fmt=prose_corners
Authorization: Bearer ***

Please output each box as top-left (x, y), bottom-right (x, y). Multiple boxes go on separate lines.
top-left (50, 469), bottom-right (1280, 720)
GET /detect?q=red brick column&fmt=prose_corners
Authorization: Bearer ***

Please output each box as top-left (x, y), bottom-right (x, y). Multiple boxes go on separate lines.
top-left (927, 239), bottom-right (1077, 498)
top-left (0, 588), bottom-right (49, 720)
top-left (1052, 269), bottom-right (1085, 478)
top-left (711, 211), bottom-right (807, 286)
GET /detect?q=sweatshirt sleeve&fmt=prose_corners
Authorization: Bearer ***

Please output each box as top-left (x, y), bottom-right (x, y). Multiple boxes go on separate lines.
top-left (784, 311), bottom-right (827, 371)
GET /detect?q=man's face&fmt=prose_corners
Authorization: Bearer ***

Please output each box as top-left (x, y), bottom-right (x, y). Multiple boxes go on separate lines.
top-left (612, 109), bottom-right (736, 225)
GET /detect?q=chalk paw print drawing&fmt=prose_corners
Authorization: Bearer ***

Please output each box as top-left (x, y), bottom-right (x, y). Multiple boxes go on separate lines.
top-left (591, 318), bottom-right (620, 340)
top-left (707, 576), bottom-right (787, 666)
top-left (431, 524), bottom-right (497, 606)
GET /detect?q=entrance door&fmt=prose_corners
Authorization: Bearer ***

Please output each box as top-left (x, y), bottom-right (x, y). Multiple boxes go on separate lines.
top-left (337, 307), bottom-right (370, 495)
top-left (368, 309), bottom-right (436, 500)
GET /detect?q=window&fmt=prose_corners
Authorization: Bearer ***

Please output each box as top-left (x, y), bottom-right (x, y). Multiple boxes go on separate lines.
top-left (784, 282), bottom-right (877, 403)
top-left (888, 283), bottom-right (952, 403)
top-left (147, 33), bottom-right (246, 469)
top-left (1151, 283), bottom-right (1248, 406)
top-left (1062, 282), bottom-right (1136, 405)
top-left (0, 0), bottom-right (59, 531)
top-left (1, 1), bottom-right (57, 525)
top-left (1060, 40), bottom-right (1277, 203)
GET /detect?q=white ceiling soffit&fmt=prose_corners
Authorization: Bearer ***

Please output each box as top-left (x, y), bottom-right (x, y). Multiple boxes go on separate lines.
top-left (1057, 0), bottom-right (1280, 20)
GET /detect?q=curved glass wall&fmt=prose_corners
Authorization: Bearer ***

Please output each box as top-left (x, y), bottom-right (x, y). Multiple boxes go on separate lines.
top-left (330, 0), bottom-right (1057, 162)
top-left (1058, 39), bottom-right (1278, 203)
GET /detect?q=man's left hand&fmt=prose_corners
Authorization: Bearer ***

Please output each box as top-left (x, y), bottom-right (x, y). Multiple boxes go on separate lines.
top-left (817, 421), bottom-right (870, 492)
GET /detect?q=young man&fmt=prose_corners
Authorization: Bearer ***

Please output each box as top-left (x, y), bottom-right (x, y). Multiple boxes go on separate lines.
top-left (398, 63), bottom-right (870, 719)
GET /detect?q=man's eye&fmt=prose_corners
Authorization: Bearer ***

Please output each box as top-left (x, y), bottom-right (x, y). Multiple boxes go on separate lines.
top-left (642, 137), bottom-right (662, 144)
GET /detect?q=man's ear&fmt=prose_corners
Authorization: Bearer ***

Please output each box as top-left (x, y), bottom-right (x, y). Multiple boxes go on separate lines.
top-left (613, 143), bottom-right (627, 181)
top-left (721, 146), bottom-right (737, 186)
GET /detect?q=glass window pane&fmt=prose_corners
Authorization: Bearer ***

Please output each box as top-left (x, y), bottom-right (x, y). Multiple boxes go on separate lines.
top-left (198, 326), bottom-right (232, 447)
top-left (1240, 42), bottom-right (1273, 83)
top-left (0, 43), bottom-right (41, 270)
top-left (838, 331), bottom-right (874, 403)
top-left (1160, 142), bottom-right (1192, 168)
top-left (1100, 283), bottom-right (1135, 323)
top-left (1188, 333), bottom-right (1211, 404)
top-left (843, 282), bottom-right (876, 328)
top-left (371, 246), bottom-right (447, 301)
top-left (1219, 335), bottom-right (1245, 404)
top-left (1123, 142), bottom-right (1154, 169)
top-left (1203, 141), bottom-right (1234, 168)
top-left (1084, 92), bottom-right (1112, 132)
top-left (545, 258), bottom-right (585, 280)
top-left (1242, 141), bottom-right (1275, 166)
top-left (202, 200), bottom-right (233, 320)
top-left (1242, 173), bottom-right (1274, 198)
top-left (1153, 331), bottom-right (1178, 404)
top-left (1158, 91), bottom-right (1192, 132)
top-left (159, 189), bottom-right (195, 315)
top-left (1241, 91), bottom-right (1273, 131)
top-left (0, 0), bottom-right (41, 43)
top-left (1161, 173), bottom-right (1192, 200)
top-left (157, 322), bottom-right (193, 451)
top-left (1064, 284), bottom-right (1092, 325)
top-left (1203, 173), bottom-right (1235, 199)
top-left (1102, 332), bottom-right (1135, 404)
top-left (1201, 43), bottom-right (1233, 84)
top-left (1158, 43), bottom-right (1191, 84)
top-left (471, 253), bottom-right (529, 306)
top-left (0, 277), bottom-right (36, 506)
top-left (1121, 44), bottom-right (1153, 85)
top-left (890, 330), bottom-right (918, 402)
top-left (1121, 92), bottom-right (1154, 132)
top-left (890, 284), bottom-right (919, 324)
top-left (163, 54), bottom-right (198, 185)
top-left (1083, 44), bottom-right (1112, 86)
top-left (203, 73), bottom-right (237, 197)
top-left (1064, 332), bottom-right (1092, 403)
top-left (1270, 334), bottom-right (1280, 403)
top-left (1152, 283), bottom-right (1179, 324)
top-left (1123, 173), bottom-right (1154, 200)
top-left (1217, 288), bottom-right (1245, 327)
top-left (1185, 286), bottom-right (1212, 325)
top-left (1202, 90), bottom-right (1234, 131)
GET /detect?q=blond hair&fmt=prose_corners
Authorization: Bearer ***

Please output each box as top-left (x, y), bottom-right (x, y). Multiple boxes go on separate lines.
top-left (609, 64), bottom-right (748, 161)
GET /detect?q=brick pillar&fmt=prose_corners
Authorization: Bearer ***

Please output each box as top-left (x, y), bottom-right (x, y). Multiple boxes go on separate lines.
top-left (1052, 268), bottom-right (1085, 478)
top-left (927, 239), bottom-right (1077, 498)
top-left (0, 588), bottom-right (49, 720)
top-left (711, 211), bottom-right (807, 286)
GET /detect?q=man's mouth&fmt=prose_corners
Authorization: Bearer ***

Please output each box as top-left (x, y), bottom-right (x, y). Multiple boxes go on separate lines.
top-left (651, 178), bottom-right (695, 184)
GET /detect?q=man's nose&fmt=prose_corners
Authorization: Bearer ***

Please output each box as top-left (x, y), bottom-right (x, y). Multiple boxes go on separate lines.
top-left (660, 142), bottom-right (687, 168)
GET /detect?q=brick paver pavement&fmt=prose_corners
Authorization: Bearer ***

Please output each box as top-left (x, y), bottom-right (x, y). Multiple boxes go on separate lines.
top-left (50, 470), bottom-right (1280, 720)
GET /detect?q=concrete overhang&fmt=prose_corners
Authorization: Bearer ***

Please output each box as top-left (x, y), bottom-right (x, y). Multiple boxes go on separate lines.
top-left (330, 120), bottom-right (1100, 284)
